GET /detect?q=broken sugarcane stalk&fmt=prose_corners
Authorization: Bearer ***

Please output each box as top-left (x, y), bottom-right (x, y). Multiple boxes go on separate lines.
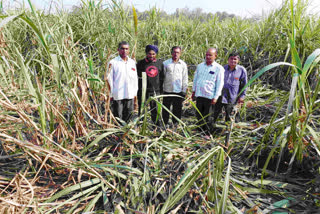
top-left (225, 105), bottom-right (239, 147)
top-left (0, 153), bottom-right (23, 160)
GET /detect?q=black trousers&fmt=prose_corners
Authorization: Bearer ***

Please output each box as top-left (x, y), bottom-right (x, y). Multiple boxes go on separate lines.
top-left (112, 99), bottom-right (134, 122)
top-left (162, 92), bottom-right (184, 125)
top-left (213, 96), bottom-right (235, 122)
top-left (196, 97), bottom-right (213, 132)
top-left (138, 92), bottom-right (160, 124)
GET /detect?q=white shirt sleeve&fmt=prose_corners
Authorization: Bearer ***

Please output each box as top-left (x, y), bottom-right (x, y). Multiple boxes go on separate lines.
top-left (182, 62), bottom-right (188, 93)
top-left (214, 66), bottom-right (225, 99)
top-left (192, 64), bottom-right (199, 92)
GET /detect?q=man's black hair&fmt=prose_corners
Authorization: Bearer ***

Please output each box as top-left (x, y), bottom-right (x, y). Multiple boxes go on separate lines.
top-left (228, 52), bottom-right (240, 59)
top-left (118, 41), bottom-right (129, 49)
top-left (171, 46), bottom-right (182, 53)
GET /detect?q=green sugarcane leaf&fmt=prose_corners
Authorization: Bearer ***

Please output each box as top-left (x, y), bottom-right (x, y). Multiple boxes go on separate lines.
top-left (302, 48), bottom-right (320, 74)
top-left (219, 158), bottom-right (231, 214)
top-left (306, 125), bottom-right (320, 156)
top-left (83, 192), bottom-right (103, 212)
top-left (88, 78), bottom-right (101, 82)
top-left (19, 15), bottom-right (50, 54)
top-left (273, 197), bottom-right (295, 208)
top-left (81, 129), bottom-right (120, 154)
top-left (160, 147), bottom-right (223, 213)
top-left (45, 178), bottom-right (101, 203)
top-left (50, 54), bottom-right (60, 89)
top-left (239, 62), bottom-right (295, 96)
top-left (0, 64), bottom-right (8, 86)
top-left (88, 58), bottom-right (94, 74)
top-left (289, 37), bottom-right (302, 72)
top-left (45, 183), bottom-right (101, 213)
top-left (91, 164), bottom-right (143, 175)
top-left (27, 0), bottom-right (36, 16)
top-left (0, 14), bottom-right (21, 28)
top-left (16, 49), bottom-right (37, 102)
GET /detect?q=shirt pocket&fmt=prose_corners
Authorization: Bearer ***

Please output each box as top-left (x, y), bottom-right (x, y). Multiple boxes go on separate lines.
top-left (228, 78), bottom-right (240, 87)
top-left (229, 81), bottom-right (239, 87)
top-left (226, 73), bottom-right (238, 84)
top-left (209, 72), bottom-right (217, 82)
top-left (129, 68), bottom-right (137, 80)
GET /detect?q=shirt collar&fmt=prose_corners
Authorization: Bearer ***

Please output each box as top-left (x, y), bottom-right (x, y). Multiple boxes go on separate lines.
top-left (171, 58), bottom-right (181, 64)
top-left (227, 65), bottom-right (238, 71)
top-left (145, 58), bottom-right (157, 63)
top-left (118, 55), bottom-right (129, 61)
top-left (205, 61), bottom-right (216, 66)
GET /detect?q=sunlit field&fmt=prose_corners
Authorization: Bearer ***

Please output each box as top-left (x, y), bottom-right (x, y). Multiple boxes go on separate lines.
top-left (0, 0), bottom-right (319, 213)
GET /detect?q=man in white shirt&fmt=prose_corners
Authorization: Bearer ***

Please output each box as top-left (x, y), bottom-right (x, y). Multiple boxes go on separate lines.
top-left (107, 41), bottom-right (138, 122)
top-left (162, 46), bottom-right (188, 127)
top-left (192, 48), bottom-right (224, 134)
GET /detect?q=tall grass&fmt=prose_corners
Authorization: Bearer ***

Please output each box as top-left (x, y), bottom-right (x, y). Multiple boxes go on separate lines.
top-left (236, 0), bottom-right (320, 177)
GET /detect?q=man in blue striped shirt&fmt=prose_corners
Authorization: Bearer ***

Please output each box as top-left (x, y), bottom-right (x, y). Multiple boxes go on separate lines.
top-left (192, 48), bottom-right (224, 133)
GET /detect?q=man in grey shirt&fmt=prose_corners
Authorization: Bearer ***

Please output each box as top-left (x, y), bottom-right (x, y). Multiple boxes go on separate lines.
top-left (162, 46), bottom-right (188, 127)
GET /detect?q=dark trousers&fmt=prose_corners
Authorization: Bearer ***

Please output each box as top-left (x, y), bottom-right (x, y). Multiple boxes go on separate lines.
top-left (213, 96), bottom-right (235, 122)
top-left (196, 97), bottom-right (212, 132)
top-left (138, 92), bottom-right (160, 124)
top-left (162, 92), bottom-right (183, 125)
top-left (112, 99), bottom-right (134, 123)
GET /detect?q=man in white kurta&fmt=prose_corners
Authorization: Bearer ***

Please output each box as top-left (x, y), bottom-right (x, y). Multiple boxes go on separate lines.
top-left (107, 41), bottom-right (138, 122)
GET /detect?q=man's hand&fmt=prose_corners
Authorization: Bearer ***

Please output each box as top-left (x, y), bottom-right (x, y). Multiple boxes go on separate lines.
top-left (191, 92), bottom-right (196, 101)
top-left (211, 98), bottom-right (217, 105)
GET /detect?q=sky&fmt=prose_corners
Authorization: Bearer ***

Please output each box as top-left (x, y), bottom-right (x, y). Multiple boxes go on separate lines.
top-left (5, 0), bottom-right (320, 18)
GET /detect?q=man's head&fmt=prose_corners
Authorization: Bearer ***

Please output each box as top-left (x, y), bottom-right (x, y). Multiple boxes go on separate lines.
top-left (171, 46), bottom-right (182, 62)
top-left (145, 45), bottom-right (158, 62)
top-left (205, 48), bottom-right (217, 65)
top-left (118, 41), bottom-right (130, 60)
top-left (228, 52), bottom-right (240, 70)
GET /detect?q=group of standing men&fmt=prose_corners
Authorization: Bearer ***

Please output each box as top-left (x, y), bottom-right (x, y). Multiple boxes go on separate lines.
top-left (107, 41), bottom-right (247, 134)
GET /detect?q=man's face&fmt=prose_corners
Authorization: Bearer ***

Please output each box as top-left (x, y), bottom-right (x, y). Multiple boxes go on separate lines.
top-left (205, 49), bottom-right (217, 65)
top-left (118, 44), bottom-right (129, 59)
top-left (228, 55), bottom-right (240, 68)
top-left (172, 48), bottom-right (181, 61)
top-left (147, 50), bottom-right (157, 61)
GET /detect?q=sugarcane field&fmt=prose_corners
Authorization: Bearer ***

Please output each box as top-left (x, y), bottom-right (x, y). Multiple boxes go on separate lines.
top-left (0, 0), bottom-right (320, 213)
